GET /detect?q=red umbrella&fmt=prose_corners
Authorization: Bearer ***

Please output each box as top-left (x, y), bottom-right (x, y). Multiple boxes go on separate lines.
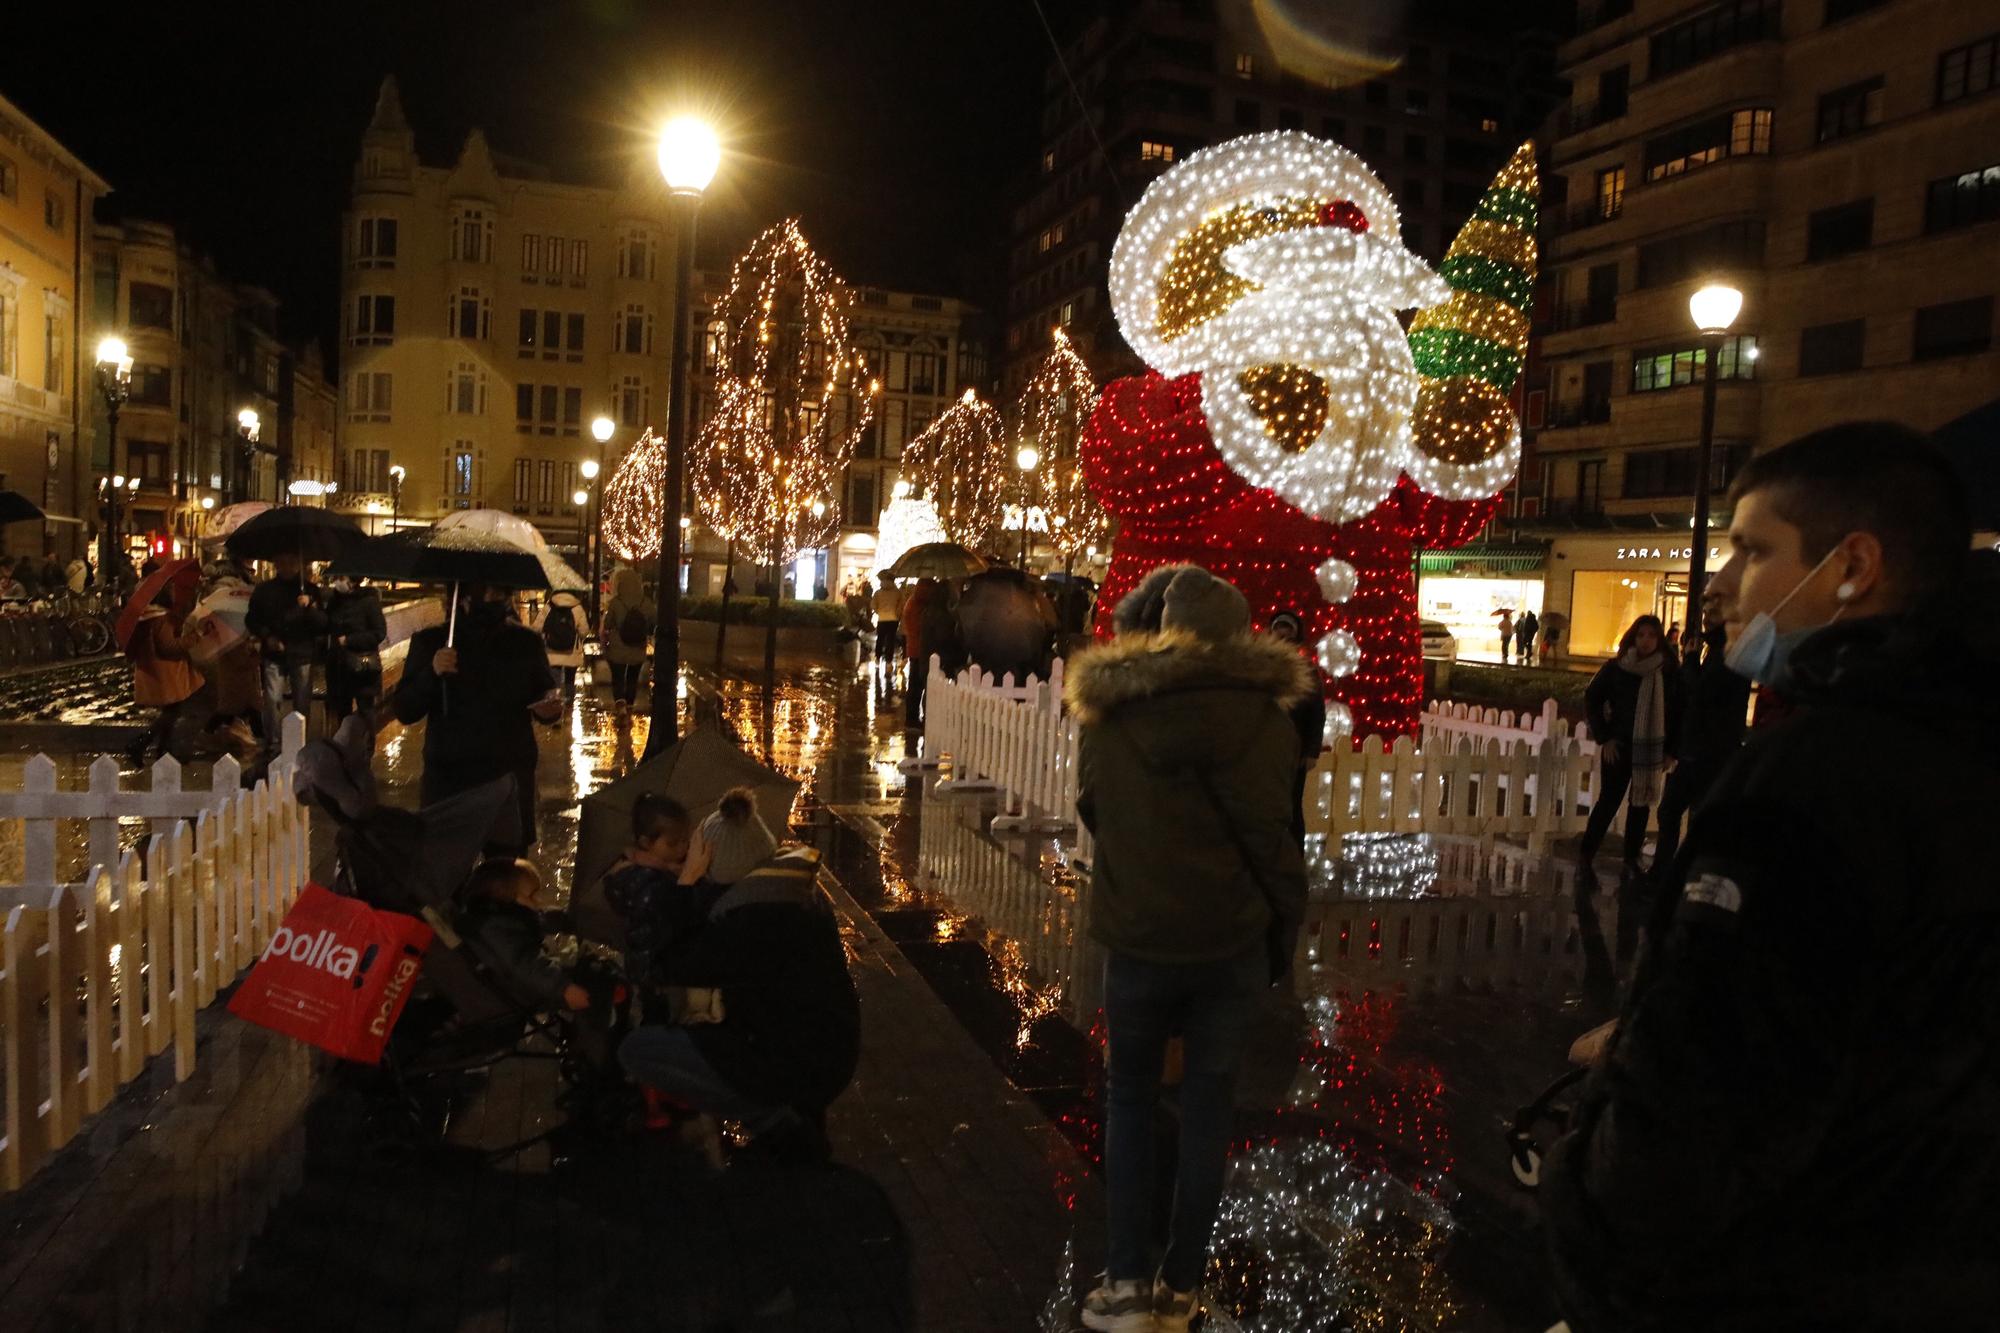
top-left (114, 558), bottom-right (202, 653)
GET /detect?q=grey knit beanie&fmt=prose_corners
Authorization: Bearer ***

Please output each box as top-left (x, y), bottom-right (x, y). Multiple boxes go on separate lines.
top-left (700, 787), bottom-right (779, 886)
top-left (1159, 566), bottom-right (1251, 642)
top-left (1112, 562), bottom-right (1198, 635)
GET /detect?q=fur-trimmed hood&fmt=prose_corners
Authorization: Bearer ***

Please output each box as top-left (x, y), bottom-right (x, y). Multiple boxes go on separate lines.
top-left (1065, 630), bottom-right (1316, 726)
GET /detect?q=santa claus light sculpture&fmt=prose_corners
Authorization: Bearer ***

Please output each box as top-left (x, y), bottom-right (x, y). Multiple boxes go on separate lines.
top-left (1085, 132), bottom-right (1537, 741)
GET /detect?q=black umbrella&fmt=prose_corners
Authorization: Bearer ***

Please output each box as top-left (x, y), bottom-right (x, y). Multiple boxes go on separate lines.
top-left (0, 491), bottom-right (46, 525)
top-left (225, 506), bottom-right (363, 561)
top-left (1931, 398), bottom-right (2000, 533)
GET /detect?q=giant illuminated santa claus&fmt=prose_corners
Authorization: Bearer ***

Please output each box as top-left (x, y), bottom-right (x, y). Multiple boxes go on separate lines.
top-left (1083, 132), bottom-right (1537, 742)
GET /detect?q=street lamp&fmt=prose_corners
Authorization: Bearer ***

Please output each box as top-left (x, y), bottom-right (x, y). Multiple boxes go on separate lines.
top-left (1015, 443), bottom-right (1041, 569)
top-left (236, 407), bottom-right (261, 505)
top-left (93, 337), bottom-right (133, 581)
top-left (648, 114), bottom-right (722, 756)
top-left (1685, 281), bottom-right (1742, 655)
top-left (388, 464), bottom-right (405, 536)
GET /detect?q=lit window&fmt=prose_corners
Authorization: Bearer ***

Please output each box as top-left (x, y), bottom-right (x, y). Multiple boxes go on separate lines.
top-left (1140, 140), bottom-right (1175, 163)
top-left (1235, 52), bottom-right (1254, 79)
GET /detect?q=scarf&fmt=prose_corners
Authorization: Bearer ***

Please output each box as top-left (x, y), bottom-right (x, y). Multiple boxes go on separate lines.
top-left (1619, 647), bottom-right (1669, 806)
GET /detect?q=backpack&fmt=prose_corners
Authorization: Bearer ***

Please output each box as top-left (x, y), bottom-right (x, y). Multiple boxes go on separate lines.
top-left (542, 603), bottom-right (579, 653)
top-left (618, 604), bottom-right (649, 647)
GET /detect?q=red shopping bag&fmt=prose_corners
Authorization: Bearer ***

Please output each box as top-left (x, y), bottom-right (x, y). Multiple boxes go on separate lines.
top-left (228, 883), bottom-right (434, 1064)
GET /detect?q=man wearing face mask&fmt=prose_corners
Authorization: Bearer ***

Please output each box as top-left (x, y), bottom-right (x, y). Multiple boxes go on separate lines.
top-left (393, 582), bottom-right (562, 853)
top-left (1541, 421), bottom-right (2000, 1331)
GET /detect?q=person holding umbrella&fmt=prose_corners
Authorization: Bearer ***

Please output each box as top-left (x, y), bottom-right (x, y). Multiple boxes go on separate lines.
top-left (324, 574), bottom-right (388, 724)
top-left (245, 553), bottom-right (328, 747)
top-left (115, 560), bottom-right (205, 762)
top-left (394, 581), bottom-right (563, 854)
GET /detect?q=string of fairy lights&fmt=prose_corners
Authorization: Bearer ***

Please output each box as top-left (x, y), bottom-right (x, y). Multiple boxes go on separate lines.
top-left (897, 386), bottom-right (1010, 549)
top-left (690, 218), bottom-right (878, 568)
top-left (1017, 327), bottom-right (1107, 561)
top-left (601, 427), bottom-right (670, 561)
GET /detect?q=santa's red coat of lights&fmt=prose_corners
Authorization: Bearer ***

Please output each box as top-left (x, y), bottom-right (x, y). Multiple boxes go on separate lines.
top-left (1083, 370), bottom-right (1499, 742)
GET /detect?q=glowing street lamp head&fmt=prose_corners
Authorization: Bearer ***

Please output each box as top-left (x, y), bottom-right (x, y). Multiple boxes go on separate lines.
top-left (590, 415), bottom-right (615, 443)
top-left (237, 407), bottom-right (260, 441)
top-left (891, 478), bottom-right (912, 500)
top-left (201, 496), bottom-right (216, 511)
top-left (573, 489), bottom-right (591, 507)
top-left (1016, 444), bottom-right (1041, 472)
top-left (809, 499), bottom-right (827, 519)
top-left (1689, 282), bottom-right (1744, 336)
top-left (580, 458), bottom-right (601, 480)
top-left (657, 116), bottom-right (721, 195)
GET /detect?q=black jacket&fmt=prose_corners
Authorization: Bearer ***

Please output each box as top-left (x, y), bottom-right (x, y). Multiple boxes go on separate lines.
top-left (652, 847), bottom-right (860, 1112)
top-left (458, 897), bottom-right (568, 1011)
top-left (1675, 636), bottom-right (1753, 770)
top-left (1542, 562), bottom-right (2000, 1331)
top-left (325, 586), bottom-right (388, 678)
top-left (245, 576), bottom-right (329, 668)
top-left (1583, 652), bottom-right (1684, 752)
top-left (392, 613), bottom-right (555, 792)
top-left (1068, 630), bottom-right (1312, 966)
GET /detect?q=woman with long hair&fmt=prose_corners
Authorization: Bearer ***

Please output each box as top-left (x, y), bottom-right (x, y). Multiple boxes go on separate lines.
top-left (1577, 614), bottom-right (1682, 878)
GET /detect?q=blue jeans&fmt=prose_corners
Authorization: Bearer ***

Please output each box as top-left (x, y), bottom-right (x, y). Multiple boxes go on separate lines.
top-left (1104, 945), bottom-right (1265, 1292)
top-left (262, 660), bottom-right (314, 749)
top-left (618, 1025), bottom-right (793, 1134)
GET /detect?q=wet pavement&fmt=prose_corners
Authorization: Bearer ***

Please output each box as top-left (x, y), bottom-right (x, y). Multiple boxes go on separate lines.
top-left (8, 646), bottom-right (1624, 1328)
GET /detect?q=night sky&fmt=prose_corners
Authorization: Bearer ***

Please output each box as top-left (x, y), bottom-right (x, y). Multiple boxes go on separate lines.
top-left (2, 0), bottom-right (1050, 359)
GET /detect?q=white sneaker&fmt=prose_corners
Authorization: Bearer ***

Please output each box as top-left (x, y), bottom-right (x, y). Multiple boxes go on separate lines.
top-left (1080, 1277), bottom-right (1156, 1331)
top-left (1154, 1278), bottom-right (1197, 1332)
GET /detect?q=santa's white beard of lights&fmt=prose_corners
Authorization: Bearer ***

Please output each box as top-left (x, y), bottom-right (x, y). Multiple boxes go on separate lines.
top-left (1182, 222), bottom-right (1449, 526)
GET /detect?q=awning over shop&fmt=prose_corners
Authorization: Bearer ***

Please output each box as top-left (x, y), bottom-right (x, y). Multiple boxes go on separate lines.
top-left (1417, 543), bottom-right (1547, 574)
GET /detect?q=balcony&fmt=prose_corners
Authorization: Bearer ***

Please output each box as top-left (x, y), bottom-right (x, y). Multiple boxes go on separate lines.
top-left (1547, 201), bottom-right (1623, 237)
top-left (1542, 399), bottom-right (1613, 430)
top-left (1540, 299), bottom-right (1619, 333)
top-left (1554, 99), bottom-right (1625, 139)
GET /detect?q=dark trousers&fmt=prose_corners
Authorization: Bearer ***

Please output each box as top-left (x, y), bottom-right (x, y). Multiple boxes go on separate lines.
top-left (1650, 759), bottom-right (1720, 882)
top-left (609, 660), bottom-right (644, 705)
top-left (874, 621), bottom-right (899, 664)
top-left (326, 670), bottom-right (380, 726)
top-left (1103, 946), bottom-right (1264, 1293)
top-left (904, 657), bottom-right (926, 726)
top-left (1579, 753), bottom-right (1652, 869)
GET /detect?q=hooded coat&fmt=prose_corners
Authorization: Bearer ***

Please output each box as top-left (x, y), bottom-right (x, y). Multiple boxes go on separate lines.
top-left (602, 568), bottom-right (653, 667)
top-left (1067, 630), bottom-right (1314, 966)
top-left (651, 846), bottom-right (861, 1113)
top-left (1542, 556), bottom-right (2000, 1331)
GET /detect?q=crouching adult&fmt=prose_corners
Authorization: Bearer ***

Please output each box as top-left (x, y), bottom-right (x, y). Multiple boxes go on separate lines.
top-left (617, 788), bottom-right (859, 1161)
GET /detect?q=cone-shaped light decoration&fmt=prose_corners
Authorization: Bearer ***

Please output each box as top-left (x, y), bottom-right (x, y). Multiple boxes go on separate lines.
top-left (899, 387), bottom-right (1010, 549)
top-left (1404, 141), bottom-right (1537, 500)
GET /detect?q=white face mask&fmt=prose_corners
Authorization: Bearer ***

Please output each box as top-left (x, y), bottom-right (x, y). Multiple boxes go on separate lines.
top-left (1722, 545), bottom-right (1845, 685)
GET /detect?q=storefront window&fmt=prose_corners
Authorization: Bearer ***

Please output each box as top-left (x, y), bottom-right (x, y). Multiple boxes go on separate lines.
top-left (1417, 575), bottom-right (1545, 662)
top-left (1571, 571), bottom-right (1660, 657)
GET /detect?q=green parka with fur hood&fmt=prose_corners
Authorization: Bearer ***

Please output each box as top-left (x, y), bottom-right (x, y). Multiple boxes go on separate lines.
top-left (1066, 629), bottom-right (1314, 966)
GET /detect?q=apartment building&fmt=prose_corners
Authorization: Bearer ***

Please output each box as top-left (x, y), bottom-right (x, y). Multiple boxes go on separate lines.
top-left (1515, 0), bottom-right (2000, 656)
top-left (1003, 0), bottom-right (1555, 395)
top-left (335, 78), bottom-right (682, 549)
top-left (0, 91), bottom-right (107, 562)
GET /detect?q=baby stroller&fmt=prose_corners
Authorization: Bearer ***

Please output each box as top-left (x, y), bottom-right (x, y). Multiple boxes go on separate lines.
top-left (294, 717), bottom-right (630, 1154)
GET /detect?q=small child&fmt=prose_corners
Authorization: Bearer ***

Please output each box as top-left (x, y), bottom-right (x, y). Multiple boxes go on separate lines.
top-left (601, 793), bottom-right (719, 992)
top-left (459, 858), bottom-right (593, 1013)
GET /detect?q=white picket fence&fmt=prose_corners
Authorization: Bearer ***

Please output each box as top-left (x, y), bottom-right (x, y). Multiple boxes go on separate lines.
top-left (0, 713), bottom-right (311, 1193)
top-left (914, 657), bottom-right (1609, 860)
top-left (1420, 697), bottom-right (1599, 758)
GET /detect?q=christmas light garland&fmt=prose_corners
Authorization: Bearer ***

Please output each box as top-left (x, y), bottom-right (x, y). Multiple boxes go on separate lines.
top-left (1084, 135), bottom-right (1537, 740)
top-left (1014, 327), bottom-right (1107, 560)
top-left (691, 218), bottom-right (877, 567)
top-left (602, 428), bottom-right (669, 561)
top-left (897, 386), bottom-right (1009, 549)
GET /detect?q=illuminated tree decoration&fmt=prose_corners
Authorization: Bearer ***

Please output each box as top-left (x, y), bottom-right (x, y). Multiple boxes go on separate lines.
top-left (602, 428), bottom-right (669, 561)
top-left (1015, 327), bottom-right (1107, 560)
top-left (691, 218), bottom-right (877, 568)
top-left (872, 494), bottom-right (948, 577)
top-left (898, 387), bottom-right (1009, 549)
top-left (1084, 132), bottom-right (1537, 741)
top-left (1404, 140), bottom-right (1538, 501)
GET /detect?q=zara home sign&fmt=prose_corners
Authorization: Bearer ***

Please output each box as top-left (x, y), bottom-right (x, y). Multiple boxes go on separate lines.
top-left (1615, 545), bottom-right (1722, 562)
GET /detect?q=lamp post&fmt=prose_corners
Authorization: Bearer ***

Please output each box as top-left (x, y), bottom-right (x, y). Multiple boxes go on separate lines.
top-left (1685, 281), bottom-right (1743, 655)
top-left (236, 407), bottom-right (261, 505)
top-left (93, 337), bottom-right (133, 583)
top-left (589, 415), bottom-right (613, 626)
top-left (648, 114), bottom-right (721, 754)
top-left (388, 464), bottom-right (405, 536)
top-left (1015, 443), bottom-right (1041, 569)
